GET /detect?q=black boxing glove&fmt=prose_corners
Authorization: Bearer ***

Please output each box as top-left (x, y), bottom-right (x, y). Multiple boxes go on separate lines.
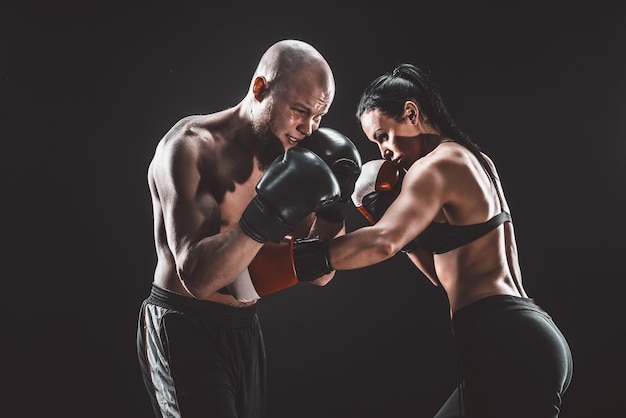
top-left (240, 147), bottom-right (341, 243)
top-left (299, 127), bottom-right (362, 222)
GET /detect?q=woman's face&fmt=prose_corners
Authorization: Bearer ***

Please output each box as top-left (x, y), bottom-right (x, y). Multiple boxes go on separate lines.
top-left (360, 109), bottom-right (423, 170)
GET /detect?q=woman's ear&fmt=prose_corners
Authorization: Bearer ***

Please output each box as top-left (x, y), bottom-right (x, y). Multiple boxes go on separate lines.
top-left (252, 76), bottom-right (269, 101)
top-left (404, 101), bottom-right (419, 124)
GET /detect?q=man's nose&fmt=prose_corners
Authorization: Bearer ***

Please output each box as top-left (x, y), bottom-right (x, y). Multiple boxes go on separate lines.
top-left (300, 117), bottom-right (319, 136)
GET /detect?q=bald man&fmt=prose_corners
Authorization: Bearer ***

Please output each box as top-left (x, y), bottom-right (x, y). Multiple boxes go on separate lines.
top-left (136, 40), bottom-right (348, 417)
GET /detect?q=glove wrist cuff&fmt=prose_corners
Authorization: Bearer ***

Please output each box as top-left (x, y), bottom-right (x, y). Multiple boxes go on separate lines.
top-left (293, 237), bottom-right (333, 281)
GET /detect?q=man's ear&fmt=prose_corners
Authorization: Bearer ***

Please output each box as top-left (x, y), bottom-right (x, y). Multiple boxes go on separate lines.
top-left (252, 76), bottom-right (269, 101)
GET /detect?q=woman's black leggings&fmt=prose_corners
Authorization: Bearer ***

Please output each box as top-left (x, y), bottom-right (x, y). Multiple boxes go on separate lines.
top-left (434, 295), bottom-right (573, 418)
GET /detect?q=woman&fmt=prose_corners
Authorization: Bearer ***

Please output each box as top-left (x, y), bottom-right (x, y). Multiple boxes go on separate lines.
top-left (296, 64), bottom-right (573, 417)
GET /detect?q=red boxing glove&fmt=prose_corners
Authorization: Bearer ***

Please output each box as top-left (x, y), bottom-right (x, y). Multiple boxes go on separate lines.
top-left (247, 236), bottom-right (300, 297)
top-left (350, 159), bottom-right (403, 224)
top-left (350, 159), bottom-right (418, 253)
top-left (228, 235), bottom-right (333, 302)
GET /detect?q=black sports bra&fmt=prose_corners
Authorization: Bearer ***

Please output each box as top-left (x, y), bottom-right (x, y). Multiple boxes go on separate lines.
top-left (409, 153), bottom-right (512, 254)
top-left (411, 211), bottom-right (511, 254)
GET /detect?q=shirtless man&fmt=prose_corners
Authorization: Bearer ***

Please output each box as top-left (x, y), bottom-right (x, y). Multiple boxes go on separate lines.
top-left (136, 39), bottom-right (360, 418)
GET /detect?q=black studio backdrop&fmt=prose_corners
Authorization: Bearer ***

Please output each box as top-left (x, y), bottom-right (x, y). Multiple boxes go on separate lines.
top-left (4, 1), bottom-right (625, 417)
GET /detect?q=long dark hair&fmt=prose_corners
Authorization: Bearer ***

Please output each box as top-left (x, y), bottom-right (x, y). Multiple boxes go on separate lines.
top-left (356, 63), bottom-right (498, 185)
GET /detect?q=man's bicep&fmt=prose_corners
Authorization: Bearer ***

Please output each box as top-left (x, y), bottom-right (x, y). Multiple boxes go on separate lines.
top-left (155, 147), bottom-right (221, 256)
top-left (166, 194), bottom-right (221, 253)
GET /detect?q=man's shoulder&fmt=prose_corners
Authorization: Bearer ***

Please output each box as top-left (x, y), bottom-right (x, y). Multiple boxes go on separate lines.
top-left (158, 115), bottom-right (215, 149)
top-left (169, 109), bottom-right (241, 143)
top-left (148, 117), bottom-right (215, 172)
top-left (154, 108), bottom-right (251, 168)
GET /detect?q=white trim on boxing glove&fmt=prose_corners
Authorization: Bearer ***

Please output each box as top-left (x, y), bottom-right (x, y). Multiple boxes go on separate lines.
top-left (227, 268), bottom-right (261, 303)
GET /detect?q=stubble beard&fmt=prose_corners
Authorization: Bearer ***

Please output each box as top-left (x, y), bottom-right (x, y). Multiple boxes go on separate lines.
top-left (252, 107), bottom-right (285, 171)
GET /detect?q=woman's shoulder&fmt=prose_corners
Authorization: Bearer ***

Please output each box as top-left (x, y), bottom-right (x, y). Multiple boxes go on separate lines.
top-left (420, 140), bottom-right (473, 175)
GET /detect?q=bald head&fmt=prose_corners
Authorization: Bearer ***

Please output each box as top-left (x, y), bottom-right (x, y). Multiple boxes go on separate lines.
top-left (245, 40), bottom-right (335, 152)
top-left (251, 39), bottom-right (335, 97)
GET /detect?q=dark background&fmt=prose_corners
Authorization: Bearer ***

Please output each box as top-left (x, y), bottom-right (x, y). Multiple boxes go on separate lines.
top-left (4, 1), bottom-right (625, 417)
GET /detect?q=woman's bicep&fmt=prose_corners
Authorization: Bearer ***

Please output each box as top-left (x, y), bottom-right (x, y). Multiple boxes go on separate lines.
top-left (374, 166), bottom-right (446, 251)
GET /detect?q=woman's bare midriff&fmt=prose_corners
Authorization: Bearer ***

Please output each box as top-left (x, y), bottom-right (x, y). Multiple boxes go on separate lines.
top-left (433, 231), bottom-right (524, 315)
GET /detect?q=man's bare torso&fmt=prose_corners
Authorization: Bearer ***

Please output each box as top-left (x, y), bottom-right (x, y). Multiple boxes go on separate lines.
top-left (148, 113), bottom-right (267, 305)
